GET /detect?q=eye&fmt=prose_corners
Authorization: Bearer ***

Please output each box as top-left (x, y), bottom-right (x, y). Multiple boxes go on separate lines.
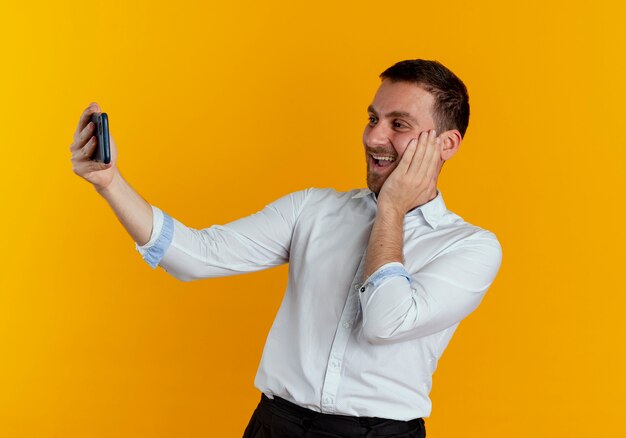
top-left (368, 115), bottom-right (378, 125)
top-left (393, 120), bottom-right (409, 129)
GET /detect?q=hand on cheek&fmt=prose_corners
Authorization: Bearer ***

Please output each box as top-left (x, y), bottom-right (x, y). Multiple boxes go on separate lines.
top-left (378, 129), bottom-right (442, 215)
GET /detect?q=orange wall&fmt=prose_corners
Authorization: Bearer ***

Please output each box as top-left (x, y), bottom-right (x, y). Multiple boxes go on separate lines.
top-left (1, 0), bottom-right (625, 436)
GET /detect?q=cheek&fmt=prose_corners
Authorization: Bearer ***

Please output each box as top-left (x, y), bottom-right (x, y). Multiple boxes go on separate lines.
top-left (392, 133), bottom-right (416, 157)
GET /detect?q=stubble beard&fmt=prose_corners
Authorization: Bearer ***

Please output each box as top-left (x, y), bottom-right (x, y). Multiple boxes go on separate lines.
top-left (365, 148), bottom-right (398, 196)
top-left (366, 165), bottom-right (386, 196)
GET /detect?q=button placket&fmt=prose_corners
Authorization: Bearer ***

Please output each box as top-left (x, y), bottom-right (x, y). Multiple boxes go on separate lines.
top-left (319, 250), bottom-right (368, 414)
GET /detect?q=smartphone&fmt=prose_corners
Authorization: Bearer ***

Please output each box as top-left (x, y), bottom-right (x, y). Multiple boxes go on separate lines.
top-left (90, 112), bottom-right (111, 164)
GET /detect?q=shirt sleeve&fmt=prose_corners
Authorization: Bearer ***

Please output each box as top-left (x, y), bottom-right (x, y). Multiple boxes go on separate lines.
top-left (358, 231), bottom-right (503, 344)
top-left (135, 205), bottom-right (171, 269)
top-left (134, 189), bottom-right (311, 282)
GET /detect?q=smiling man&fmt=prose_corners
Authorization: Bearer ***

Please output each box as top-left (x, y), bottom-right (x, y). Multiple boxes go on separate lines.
top-left (70, 59), bottom-right (502, 438)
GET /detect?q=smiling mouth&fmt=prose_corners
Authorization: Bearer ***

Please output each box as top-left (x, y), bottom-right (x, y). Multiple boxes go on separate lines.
top-left (370, 154), bottom-right (396, 168)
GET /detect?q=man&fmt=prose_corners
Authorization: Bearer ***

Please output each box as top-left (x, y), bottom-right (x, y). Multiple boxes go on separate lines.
top-left (70, 59), bottom-right (502, 438)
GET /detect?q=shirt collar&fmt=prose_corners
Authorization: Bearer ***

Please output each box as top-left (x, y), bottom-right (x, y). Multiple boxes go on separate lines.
top-left (352, 188), bottom-right (447, 229)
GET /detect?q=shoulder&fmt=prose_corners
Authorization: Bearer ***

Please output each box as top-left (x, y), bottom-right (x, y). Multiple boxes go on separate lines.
top-left (296, 187), bottom-right (366, 206)
top-left (447, 216), bottom-right (501, 246)
top-left (426, 196), bottom-right (502, 263)
top-left (440, 215), bottom-right (503, 270)
top-left (264, 187), bottom-right (360, 218)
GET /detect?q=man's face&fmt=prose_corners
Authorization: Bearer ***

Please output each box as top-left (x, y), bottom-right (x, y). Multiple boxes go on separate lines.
top-left (363, 79), bottom-right (438, 195)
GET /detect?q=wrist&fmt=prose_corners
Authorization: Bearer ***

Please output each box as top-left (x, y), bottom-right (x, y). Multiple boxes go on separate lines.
top-left (376, 200), bottom-right (405, 222)
top-left (95, 168), bottom-right (122, 198)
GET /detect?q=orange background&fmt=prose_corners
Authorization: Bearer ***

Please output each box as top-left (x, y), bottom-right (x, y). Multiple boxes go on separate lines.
top-left (1, 0), bottom-right (625, 436)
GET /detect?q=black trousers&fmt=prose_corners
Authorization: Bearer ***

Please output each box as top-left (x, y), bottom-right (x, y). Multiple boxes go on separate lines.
top-left (243, 394), bottom-right (426, 438)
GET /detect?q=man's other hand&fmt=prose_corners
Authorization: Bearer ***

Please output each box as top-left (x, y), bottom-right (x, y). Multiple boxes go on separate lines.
top-left (377, 129), bottom-right (443, 215)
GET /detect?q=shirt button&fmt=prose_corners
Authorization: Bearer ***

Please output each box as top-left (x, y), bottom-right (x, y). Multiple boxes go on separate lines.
top-left (354, 284), bottom-right (360, 291)
top-left (360, 287), bottom-right (365, 293)
top-left (342, 322), bottom-right (351, 329)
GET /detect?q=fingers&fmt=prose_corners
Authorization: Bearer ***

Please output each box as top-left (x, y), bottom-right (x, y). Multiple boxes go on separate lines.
top-left (395, 137), bottom-right (418, 174)
top-left (406, 130), bottom-right (433, 175)
top-left (427, 136), bottom-right (442, 179)
top-left (406, 129), bottom-right (442, 193)
top-left (72, 158), bottom-right (112, 176)
top-left (73, 102), bottom-right (101, 140)
top-left (69, 102), bottom-right (101, 155)
top-left (70, 121), bottom-right (95, 153)
top-left (422, 130), bottom-right (440, 175)
top-left (70, 133), bottom-right (96, 168)
top-left (81, 135), bottom-right (98, 159)
top-left (69, 102), bottom-right (115, 183)
top-left (421, 131), bottom-right (442, 186)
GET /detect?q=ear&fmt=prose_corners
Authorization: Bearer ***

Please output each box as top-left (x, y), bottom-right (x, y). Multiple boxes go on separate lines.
top-left (440, 129), bottom-right (462, 161)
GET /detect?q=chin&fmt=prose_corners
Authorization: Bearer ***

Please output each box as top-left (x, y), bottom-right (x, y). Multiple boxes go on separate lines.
top-left (366, 172), bottom-right (385, 195)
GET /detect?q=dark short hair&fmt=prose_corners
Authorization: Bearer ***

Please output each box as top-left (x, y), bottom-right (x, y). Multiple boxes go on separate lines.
top-left (380, 59), bottom-right (470, 137)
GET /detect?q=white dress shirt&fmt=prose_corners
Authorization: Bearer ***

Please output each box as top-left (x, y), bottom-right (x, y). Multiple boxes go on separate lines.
top-left (135, 187), bottom-right (502, 421)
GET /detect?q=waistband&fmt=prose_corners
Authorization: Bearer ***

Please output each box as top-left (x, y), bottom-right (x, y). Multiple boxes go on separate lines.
top-left (257, 393), bottom-right (424, 435)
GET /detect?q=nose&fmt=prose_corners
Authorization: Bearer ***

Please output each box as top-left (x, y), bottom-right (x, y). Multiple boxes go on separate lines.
top-left (364, 121), bottom-right (390, 148)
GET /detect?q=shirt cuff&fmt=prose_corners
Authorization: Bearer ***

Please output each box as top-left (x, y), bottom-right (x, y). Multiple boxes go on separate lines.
top-left (361, 262), bottom-right (412, 290)
top-left (135, 206), bottom-right (174, 269)
top-left (358, 262), bottom-right (413, 323)
top-left (358, 261), bottom-right (411, 300)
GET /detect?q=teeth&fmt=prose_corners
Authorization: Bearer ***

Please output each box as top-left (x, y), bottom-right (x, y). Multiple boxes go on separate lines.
top-left (372, 155), bottom-right (395, 161)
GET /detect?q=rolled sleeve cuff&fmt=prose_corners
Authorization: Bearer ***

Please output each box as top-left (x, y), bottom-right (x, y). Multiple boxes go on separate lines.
top-left (135, 206), bottom-right (174, 269)
top-left (359, 261), bottom-right (411, 301)
top-left (362, 262), bottom-right (411, 289)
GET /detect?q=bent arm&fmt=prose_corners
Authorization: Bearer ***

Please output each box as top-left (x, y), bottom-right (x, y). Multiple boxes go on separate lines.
top-left (359, 232), bottom-right (503, 344)
top-left (363, 206), bottom-right (404, 281)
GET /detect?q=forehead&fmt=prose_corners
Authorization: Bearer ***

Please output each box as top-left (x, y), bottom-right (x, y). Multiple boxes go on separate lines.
top-left (370, 79), bottom-right (435, 121)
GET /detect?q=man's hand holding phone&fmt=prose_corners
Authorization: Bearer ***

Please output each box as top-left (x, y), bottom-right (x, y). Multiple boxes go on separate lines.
top-left (69, 102), bottom-right (154, 245)
top-left (377, 129), bottom-right (443, 216)
top-left (70, 102), bottom-right (119, 192)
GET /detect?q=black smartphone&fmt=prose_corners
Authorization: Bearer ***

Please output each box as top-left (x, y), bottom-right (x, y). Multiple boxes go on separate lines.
top-left (90, 112), bottom-right (111, 164)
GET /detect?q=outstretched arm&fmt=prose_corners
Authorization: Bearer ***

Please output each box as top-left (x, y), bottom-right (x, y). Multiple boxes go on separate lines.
top-left (135, 189), bottom-right (311, 281)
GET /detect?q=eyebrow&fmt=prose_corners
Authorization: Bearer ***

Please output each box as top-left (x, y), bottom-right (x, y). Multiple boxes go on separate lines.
top-left (367, 105), bottom-right (418, 124)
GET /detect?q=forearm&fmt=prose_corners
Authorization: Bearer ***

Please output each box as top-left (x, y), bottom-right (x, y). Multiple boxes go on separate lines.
top-left (96, 169), bottom-right (153, 246)
top-left (133, 189), bottom-right (307, 279)
top-left (363, 206), bottom-right (405, 281)
top-left (359, 233), bottom-right (503, 344)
